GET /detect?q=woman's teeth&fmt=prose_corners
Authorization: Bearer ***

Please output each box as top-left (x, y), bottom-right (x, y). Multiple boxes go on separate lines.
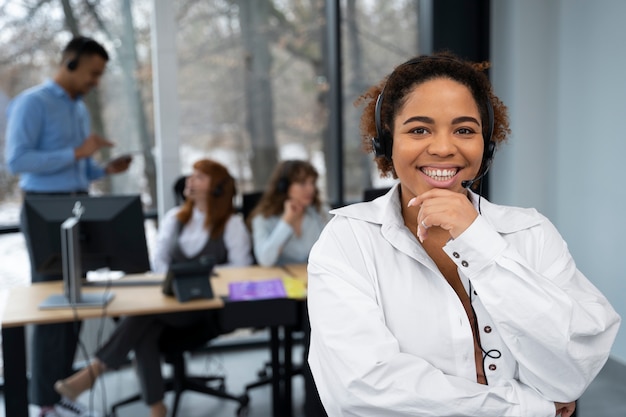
top-left (422, 168), bottom-right (457, 181)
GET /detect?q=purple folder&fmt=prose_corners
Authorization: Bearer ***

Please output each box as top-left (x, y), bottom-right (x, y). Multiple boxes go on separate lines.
top-left (228, 279), bottom-right (287, 301)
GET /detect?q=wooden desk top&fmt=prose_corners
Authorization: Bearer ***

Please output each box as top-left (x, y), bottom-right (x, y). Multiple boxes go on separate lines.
top-left (1, 264), bottom-right (308, 328)
top-left (282, 263), bottom-right (308, 280)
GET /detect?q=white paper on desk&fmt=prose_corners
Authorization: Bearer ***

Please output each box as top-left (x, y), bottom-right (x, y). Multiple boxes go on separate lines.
top-left (86, 268), bottom-right (126, 282)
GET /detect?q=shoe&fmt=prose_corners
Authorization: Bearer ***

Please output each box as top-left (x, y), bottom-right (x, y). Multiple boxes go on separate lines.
top-left (54, 380), bottom-right (80, 401)
top-left (39, 407), bottom-right (61, 417)
top-left (54, 398), bottom-right (99, 417)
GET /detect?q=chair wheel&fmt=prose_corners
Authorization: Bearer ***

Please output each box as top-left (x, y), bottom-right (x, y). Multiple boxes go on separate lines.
top-left (236, 404), bottom-right (249, 417)
top-left (238, 394), bottom-right (250, 407)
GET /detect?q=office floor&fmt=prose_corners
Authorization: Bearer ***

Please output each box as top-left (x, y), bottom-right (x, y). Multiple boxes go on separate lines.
top-left (1, 338), bottom-right (625, 417)
top-left (1, 330), bottom-right (307, 417)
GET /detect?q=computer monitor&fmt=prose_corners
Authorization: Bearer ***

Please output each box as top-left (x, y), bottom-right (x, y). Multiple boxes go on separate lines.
top-left (23, 194), bottom-right (151, 277)
top-left (38, 215), bottom-right (115, 309)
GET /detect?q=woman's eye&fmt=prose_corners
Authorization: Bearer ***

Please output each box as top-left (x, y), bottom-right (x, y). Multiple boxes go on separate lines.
top-left (409, 127), bottom-right (428, 135)
top-left (456, 127), bottom-right (475, 135)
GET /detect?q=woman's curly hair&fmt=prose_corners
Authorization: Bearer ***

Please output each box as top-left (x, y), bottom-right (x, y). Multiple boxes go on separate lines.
top-left (356, 51), bottom-right (510, 179)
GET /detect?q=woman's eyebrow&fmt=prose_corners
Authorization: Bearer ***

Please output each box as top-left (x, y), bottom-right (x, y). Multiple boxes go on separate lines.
top-left (402, 116), bottom-right (480, 125)
top-left (402, 116), bottom-right (434, 125)
top-left (452, 116), bottom-right (480, 125)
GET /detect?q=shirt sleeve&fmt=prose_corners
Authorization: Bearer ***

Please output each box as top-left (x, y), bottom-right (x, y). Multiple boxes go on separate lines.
top-left (307, 216), bottom-right (557, 417)
top-left (5, 94), bottom-right (76, 175)
top-left (151, 208), bottom-right (180, 273)
top-left (251, 214), bottom-right (294, 266)
top-left (85, 157), bottom-right (107, 181)
top-left (223, 214), bottom-right (254, 267)
top-left (443, 214), bottom-right (621, 401)
top-left (80, 105), bottom-right (106, 181)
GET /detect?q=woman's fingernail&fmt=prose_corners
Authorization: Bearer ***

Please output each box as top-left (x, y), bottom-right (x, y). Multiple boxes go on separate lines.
top-left (408, 197), bottom-right (417, 207)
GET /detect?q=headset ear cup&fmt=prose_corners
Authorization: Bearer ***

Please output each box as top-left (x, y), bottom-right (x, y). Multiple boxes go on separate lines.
top-left (277, 177), bottom-right (289, 194)
top-left (373, 91), bottom-right (394, 161)
top-left (486, 141), bottom-right (496, 160)
top-left (211, 183), bottom-right (224, 197)
top-left (67, 59), bottom-right (78, 71)
top-left (374, 134), bottom-right (392, 160)
top-left (372, 137), bottom-right (385, 157)
top-left (383, 134), bottom-right (392, 160)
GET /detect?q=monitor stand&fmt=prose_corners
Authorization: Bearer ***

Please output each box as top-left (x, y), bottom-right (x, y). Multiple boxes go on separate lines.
top-left (38, 215), bottom-right (115, 310)
top-left (39, 292), bottom-right (115, 309)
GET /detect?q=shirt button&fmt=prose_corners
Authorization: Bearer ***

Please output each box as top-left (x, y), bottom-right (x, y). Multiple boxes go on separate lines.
top-left (484, 326), bottom-right (492, 333)
top-left (461, 260), bottom-right (469, 267)
top-left (488, 364), bottom-right (497, 371)
top-left (452, 252), bottom-right (460, 258)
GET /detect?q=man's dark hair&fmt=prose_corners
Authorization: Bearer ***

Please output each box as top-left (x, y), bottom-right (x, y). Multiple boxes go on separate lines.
top-left (62, 36), bottom-right (109, 67)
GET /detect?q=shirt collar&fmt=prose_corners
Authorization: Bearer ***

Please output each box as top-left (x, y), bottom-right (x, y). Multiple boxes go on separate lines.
top-left (44, 79), bottom-right (80, 101)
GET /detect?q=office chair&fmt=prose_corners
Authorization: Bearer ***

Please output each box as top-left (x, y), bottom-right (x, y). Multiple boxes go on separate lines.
top-left (362, 186), bottom-right (391, 202)
top-left (173, 175), bottom-right (187, 205)
top-left (239, 191), bottom-right (263, 221)
top-left (108, 323), bottom-right (249, 417)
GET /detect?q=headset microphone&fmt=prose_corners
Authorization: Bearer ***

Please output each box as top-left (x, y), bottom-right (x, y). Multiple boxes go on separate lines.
top-left (462, 171), bottom-right (488, 189)
top-left (461, 139), bottom-right (496, 189)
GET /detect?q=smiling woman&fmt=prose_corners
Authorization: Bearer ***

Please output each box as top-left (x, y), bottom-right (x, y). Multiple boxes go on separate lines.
top-left (306, 52), bottom-right (621, 417)
top-left (392, 78), bottom-right (485, 199)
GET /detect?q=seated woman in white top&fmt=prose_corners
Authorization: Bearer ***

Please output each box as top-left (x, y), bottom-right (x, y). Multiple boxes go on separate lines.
top-left (54, 159), bottom-right (253, 417)
top-left (249, 159), bottom-right (327, 267)
top-left (152, 160), bottom-right (253, 273)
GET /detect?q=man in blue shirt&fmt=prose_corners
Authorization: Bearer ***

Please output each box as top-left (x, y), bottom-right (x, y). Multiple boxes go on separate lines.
top-left (4, 36), bottom-right (132, 417)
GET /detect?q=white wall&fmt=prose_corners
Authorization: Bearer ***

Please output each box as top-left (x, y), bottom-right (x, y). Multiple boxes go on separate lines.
top-left (491, 0), bottom-right (626, 363)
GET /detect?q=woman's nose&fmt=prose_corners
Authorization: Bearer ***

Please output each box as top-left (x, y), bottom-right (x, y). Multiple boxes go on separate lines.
top-left (427, 133), bottom-right (456, 156)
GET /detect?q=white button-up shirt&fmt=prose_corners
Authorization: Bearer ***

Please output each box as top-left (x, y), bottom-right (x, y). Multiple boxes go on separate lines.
top-left (307, 185), bottom-right (620, 417)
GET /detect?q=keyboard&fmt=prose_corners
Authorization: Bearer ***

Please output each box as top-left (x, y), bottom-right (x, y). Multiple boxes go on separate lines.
top-left (84, 279), bottom-right (164, 287)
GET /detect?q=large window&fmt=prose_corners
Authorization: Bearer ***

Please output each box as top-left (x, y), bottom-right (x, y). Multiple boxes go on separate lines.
top-left (0, 0), bottom-right (426, 283)
top-left (170, 0), bottom-right (425, 203)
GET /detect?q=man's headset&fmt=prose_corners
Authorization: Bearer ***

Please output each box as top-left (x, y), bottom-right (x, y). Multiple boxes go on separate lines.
top-left (66, 36), bottom-right (91, 71)
top-left (372, 55), bottom-right (495, 189)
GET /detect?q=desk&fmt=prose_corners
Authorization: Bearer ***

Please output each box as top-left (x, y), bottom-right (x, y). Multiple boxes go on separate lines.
top-left (213, 265), bottom-right (305, 417)
top-left (1, 265), bottom-right (305, 417)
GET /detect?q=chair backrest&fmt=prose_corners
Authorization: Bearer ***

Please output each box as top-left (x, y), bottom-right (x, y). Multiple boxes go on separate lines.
top-left (362, 187), bottom-right (390, 202)
top-left (240, 191), bottom-right (263, 222)
top-left (173, 175), bottom-right (187, 205)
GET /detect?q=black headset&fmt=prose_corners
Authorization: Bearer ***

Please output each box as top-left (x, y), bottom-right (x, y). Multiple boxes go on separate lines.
top-left (276, 161), bottom-right (294, 194)
top-left (211, 182), bottom-right (225, 198)
top-left (211, 175), bottom-right (235, 198)
top-left (372, 55), bottom-right (496, 185)
top-left (66, 36), bottom-right (91, 71)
